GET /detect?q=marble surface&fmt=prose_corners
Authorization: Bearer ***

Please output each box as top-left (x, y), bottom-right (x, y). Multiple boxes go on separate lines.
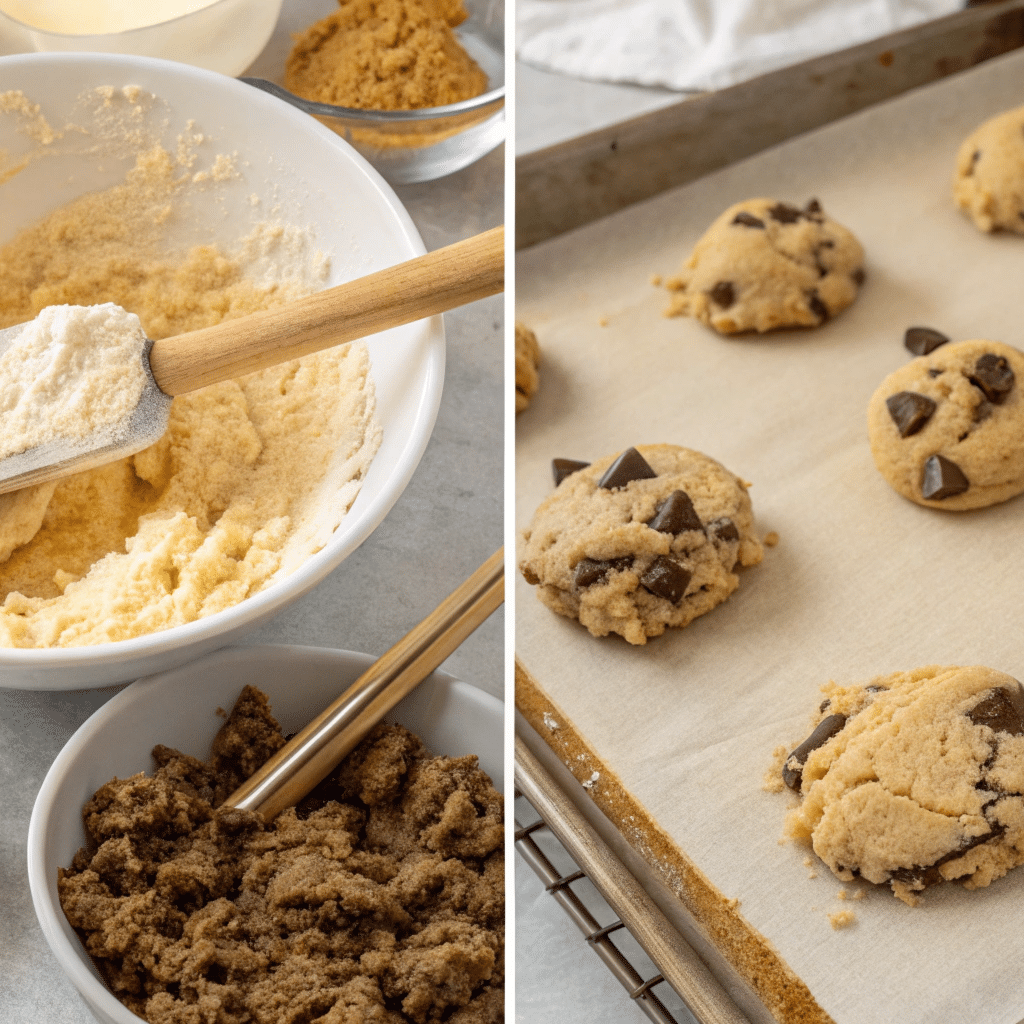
top-left (0, 2), bottom-right (504, 1020)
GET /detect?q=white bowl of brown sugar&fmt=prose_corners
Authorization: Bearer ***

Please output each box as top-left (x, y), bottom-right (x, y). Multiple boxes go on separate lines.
top-left (28, 644), bottom-right (504, 1024)
top-left (0, 53), bottom-right (445, 689)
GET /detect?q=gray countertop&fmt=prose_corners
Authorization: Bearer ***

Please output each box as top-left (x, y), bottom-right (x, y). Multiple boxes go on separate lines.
top-left (0, 3), bottom-right (504, 1020)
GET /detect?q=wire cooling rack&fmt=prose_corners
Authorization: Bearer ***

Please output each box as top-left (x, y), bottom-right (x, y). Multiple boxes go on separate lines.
top-left (514, 736), bottom-right (751, 1024)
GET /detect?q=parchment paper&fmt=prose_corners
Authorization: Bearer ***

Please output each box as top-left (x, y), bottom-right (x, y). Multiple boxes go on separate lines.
top-left (516, 46), bottom-right (1024, 1024)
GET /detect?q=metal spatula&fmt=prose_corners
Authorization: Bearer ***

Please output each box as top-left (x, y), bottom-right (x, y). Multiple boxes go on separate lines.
top-left (0, 226), bottom-right (503, 495)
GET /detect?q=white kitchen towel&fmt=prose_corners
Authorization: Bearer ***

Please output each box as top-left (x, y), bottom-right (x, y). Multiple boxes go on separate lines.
top-left (517, 0), bottom-right (964, 91)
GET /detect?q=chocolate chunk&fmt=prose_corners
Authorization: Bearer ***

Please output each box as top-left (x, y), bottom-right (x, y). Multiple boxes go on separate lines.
top-left (805, 198), bottom-right (823, 218)
top-left (710, 281), bottom-right (735, 308)
top-left (967, 688), bottom-right (1024, 736)
top-left (928, 368), bottom-right (943, 378)
top-left (768, 202), bottom-right (802, 224)
top-left (904, 326), bottom-right (949, 356)
top-left (782, 714), bottom-right (847, 790)
top-left (886, 391), bottom-right (937, 437)
top-left (648, 490), bottom-right (702, 534)
top-left (889, 864), bottom-right (944, 890)
top-left (966, 149), bottom-right (980, 175)
top-left (707, 517), bottom-right (739, 542)
top-left (639, 556), bottom-right (691, 603)
top-left (521, 565), bottom-right (540, 585)
top-left (808, 292), bottom-right (829, 321)
top-left (852, 267), bottom-right (866, 286)
top-left (970, 353), bottom-right (1015, 404)
top-left (598, 448), bottom-right (657, 489)
top-left (552, 458), bottom-right (590, 487)
top-left (733, 212), bottom-right (765, 229)
top-left (574, 557), bottom-right (632, 589)
top-left (890, 822), bottom-right (1007, 890)
top-left (973, 400), bottom-right (992, 425)
top-left (921, 454), bottom-right (969, 500)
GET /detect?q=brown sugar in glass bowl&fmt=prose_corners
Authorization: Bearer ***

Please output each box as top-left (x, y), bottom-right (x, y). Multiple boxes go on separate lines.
top-left (284, 0), bottom-right (488, 111)
top-left (241, 0), bottom-right (505, 184)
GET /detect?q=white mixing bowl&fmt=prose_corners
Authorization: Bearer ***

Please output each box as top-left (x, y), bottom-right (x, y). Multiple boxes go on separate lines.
top-left (27, 644), bottom-right (504, 1024)
top-left (0, 53), bottom-right (445, 689)
top-left (0, 0), bottom-right (283, 77)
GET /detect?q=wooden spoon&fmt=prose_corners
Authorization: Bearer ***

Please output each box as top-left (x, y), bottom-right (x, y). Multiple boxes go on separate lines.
top-left (0, 225), bottom-right (503, 494)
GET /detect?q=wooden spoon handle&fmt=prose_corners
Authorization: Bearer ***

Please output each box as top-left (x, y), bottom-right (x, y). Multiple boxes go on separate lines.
top-left (149, 225), bottom-right (504, 396)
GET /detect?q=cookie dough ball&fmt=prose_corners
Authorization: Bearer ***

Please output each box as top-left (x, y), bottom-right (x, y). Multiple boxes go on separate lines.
top-left (782, 665), bottom-right (1024, 905)
top-left (954, 106), bottom-right (1024, 234)
top-left (664, 198), bottom-right (865, 334)
top-left (519, 444), bottom-right (763, 645)
top-left (515, 322), bottom-right (540, 413)
top-left (867, 339), bottom-right (1024, 510)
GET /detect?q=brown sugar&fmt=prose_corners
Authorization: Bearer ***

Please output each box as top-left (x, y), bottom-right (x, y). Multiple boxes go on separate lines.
top-left (284, 0), bottom-right (488, 110)
top-left (58, 685), bottom-right (504, 1023)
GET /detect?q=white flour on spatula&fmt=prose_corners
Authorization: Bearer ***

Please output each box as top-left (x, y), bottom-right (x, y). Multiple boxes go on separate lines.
top-left (0, 303), bottom-right (146, 460)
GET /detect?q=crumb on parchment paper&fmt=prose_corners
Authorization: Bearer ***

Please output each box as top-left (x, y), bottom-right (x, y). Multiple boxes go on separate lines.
top-left (762, 745), bottom-right (788, 793)
top-left (829, 909), bottom-right (856, 930)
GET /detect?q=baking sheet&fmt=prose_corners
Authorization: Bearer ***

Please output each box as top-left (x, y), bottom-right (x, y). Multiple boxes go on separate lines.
top-left (515, 45), bottom-right (1024, 1024)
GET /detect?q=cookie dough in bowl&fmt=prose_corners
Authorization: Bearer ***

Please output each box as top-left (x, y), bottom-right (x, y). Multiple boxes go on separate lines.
top-left (867, 339), bottom-right (1024, 510)
top-left (780, 665), bottom-right (1024, 906)
top-left (954, 105), bottom-right (1024, 234)
top-left (0, 54), bottom-right (444, 689)
top-left (518, 444), bottom-right (763, 645)
top-left (664, 197), bottom-right (865, 334)
top-left (28, 645), bottom-right (504, 1024)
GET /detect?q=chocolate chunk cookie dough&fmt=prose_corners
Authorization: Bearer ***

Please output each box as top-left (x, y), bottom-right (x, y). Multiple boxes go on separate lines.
top-left (664, 198), bottom-right (865, 334)
top-left (867, 339), bottom-right (1024, 510)
top-left (515, 322), bottom-right (540, 413)
top-left (954, 105), bottom-right (1024, 234)
top-left (519, 444), bottom-right (763, 645)
top-left (780, 666), bottom-right (1024, 906)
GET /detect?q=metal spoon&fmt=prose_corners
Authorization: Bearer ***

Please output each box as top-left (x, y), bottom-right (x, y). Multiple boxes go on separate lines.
top-left (223, 547), bottom-right (504, 821)
top-left (0, 226), bottom-right (504, 495)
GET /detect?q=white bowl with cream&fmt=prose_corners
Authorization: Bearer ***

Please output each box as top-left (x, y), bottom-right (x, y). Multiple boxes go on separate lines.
top-left (0, 53), bottom-right (445, 689)
top-left (0, 0), bottom-right (283, 77)
top-left (28, 644), bottom-right (503, 1024)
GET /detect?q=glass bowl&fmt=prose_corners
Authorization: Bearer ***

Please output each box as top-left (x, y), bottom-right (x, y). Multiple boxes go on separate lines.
top-left (243, 0), bottom-right (504, 184)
